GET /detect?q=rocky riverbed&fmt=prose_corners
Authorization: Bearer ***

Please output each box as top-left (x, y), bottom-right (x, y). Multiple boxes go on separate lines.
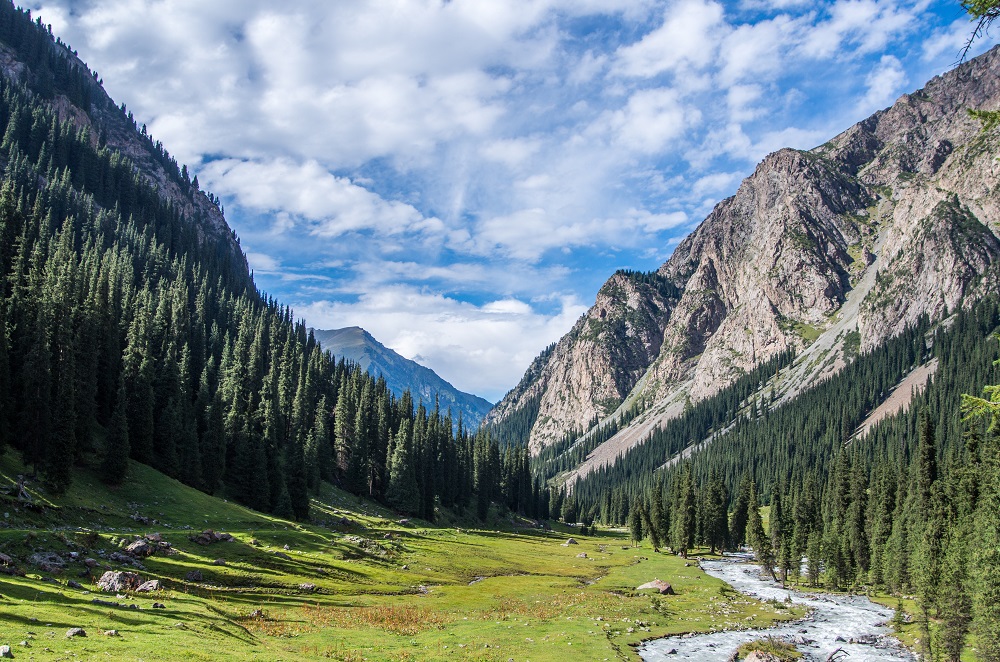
top-left (639, 554), bottom-right (917, 661)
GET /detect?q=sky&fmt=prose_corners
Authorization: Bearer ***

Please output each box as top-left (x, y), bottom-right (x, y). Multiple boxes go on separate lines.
top-left (27, 0), bottom-right (998, 403)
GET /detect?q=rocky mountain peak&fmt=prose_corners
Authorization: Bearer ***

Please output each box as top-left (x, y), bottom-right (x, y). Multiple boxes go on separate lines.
top-left (488, 45), bottom-right (1000, 469)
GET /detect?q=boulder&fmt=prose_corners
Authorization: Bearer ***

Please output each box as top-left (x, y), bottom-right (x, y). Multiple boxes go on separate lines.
top-left (135, 580), bottom-right (161, 592)
top-left (299, 583), bottom-right (317, 591)
top-left (185, 570), bottom-right (203, 582)
top-left (28, 552), bottom-right (65, 573)
top-left (577, 553), bottom-right (588, 558)
top-left (145, 532), bottom-right (162, 542)
top-left (125, 540), bottom-right (154, 558)
top-left (213, 558), bottom-right (226, 566)
top-left (636, 579), bottom-right (675, 595)
top-left (562, 538), bottom-right (578, 546)
top-left (275, 552), bottom-right (291, 561)
top-left (96, 570), bottom-right (143, 593)
top-left (65, 628), bottom-right (86, 638)
top-left (83, 558), bottom-right (98, 568)
top-left (0, 552), bottom-right (14, 567)
top-left (66, 580), bottom-right (83, 589)
top-left (0, 644), bottom-right (11, 658)
top-left (103, 630), bottom-right (120, 637)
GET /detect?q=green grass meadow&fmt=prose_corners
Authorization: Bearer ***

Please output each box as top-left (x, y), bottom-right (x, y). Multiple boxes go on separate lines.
top-left (0, 455), bottom-right (803, 660)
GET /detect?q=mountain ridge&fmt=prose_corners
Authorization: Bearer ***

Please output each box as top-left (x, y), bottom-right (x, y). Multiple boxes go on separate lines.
top-left (311, 326), bottom-right (493, 428)
top-left (486, 44), bottom-right (1000, 474)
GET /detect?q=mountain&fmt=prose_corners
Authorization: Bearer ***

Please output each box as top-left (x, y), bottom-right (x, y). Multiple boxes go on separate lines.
top-left (311, 326), bottom-right (493, 428)
top-left (486, 45), bottom-right (1000, 473)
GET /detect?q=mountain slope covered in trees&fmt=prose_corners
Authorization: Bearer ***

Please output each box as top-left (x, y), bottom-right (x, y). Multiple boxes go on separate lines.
top-left (0, 1), bottom-right (539, 524)
top-left (311, 326), bottom-right (493, 429)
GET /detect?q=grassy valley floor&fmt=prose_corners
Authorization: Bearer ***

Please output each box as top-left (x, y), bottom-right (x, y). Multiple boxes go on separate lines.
top-left (0, 456), bottom-right (804, 661)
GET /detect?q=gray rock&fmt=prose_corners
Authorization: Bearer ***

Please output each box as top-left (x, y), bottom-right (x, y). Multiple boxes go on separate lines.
top-left (96, 571), bottom-right (142, 593)
top-left (135, 580), bottom-right (160, 592)
top-left (0, 644), bottom-right (12, 658)
top-left (65, 628), bottom-right (86, 638)
top-left (185, 570), bottom-right (203, 582)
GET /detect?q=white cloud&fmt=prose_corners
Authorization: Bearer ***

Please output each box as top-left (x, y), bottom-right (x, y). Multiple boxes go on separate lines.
top-left (858, 54), bottom-right (907, 113)
top-left (614, 0), bottom-right (727, 78)
top-left (294, 288), bottom-right (589, 401)
top-left (200, 158), bottom-right (433, 238)
top-left (800, 0), bottom-right (917, 60)
top-left (606, 88), bottom-right (702, 154)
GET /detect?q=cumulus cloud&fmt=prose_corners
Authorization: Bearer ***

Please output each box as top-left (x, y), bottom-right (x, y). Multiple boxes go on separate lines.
top-left (858, 54), bottom-right (907, 113)
top-left (294, 288), bottom-right (589, 401)
top-left (614, 0), bottom-right (727, 78)
top-left (200, 158), bottom-right (435, 238)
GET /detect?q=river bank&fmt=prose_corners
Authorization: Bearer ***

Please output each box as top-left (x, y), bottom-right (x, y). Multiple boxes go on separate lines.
top-left (638, 554), bottom-right (917, 661)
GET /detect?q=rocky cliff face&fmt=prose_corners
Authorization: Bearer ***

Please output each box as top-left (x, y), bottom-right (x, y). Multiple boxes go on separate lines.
top-left (488, 45), bottom-right (1000, 462)
top-left (484, 270), bottom-right (677, 453)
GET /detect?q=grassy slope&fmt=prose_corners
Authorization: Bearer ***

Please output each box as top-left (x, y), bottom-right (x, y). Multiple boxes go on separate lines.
top-left (0, 455), bottom-right (803, 661)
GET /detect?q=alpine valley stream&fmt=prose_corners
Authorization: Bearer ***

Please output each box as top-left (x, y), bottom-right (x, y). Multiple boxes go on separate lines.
top-left (639, 553), bottom-right (917, 662)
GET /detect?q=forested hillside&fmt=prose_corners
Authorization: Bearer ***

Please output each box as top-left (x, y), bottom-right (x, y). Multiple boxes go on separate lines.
top-left (0, 2), bottom-right (534, 523)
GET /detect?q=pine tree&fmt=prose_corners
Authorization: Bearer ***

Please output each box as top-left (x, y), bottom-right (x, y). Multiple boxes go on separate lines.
top-left (100, 384), bottom-right (130, 484)
top-left (386, 421), bottom-right (419, 515)
top-left (730, 471), bottom-right (752, 548)
top-left (746, 482), bottom-right (773, 579)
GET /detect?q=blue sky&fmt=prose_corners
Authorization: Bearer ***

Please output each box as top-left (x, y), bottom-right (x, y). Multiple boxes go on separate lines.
top-left (30, 0), bottom-right (998, 402)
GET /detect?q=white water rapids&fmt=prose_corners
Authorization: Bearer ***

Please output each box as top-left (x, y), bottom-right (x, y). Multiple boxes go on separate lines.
top-left (638, 554), bottom-right (917, 661)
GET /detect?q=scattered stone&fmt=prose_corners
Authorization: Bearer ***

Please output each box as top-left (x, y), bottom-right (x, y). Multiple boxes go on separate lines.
top-left (299, 583), bottom-right (316, 592)
top-left (28, 553), bottom-right (65, 573)
top-left (274, 552), bottom-right (291, 561)
top-left (185, 570), bottom-right (203, 582)
top-left (145, 533), bottom-right (162, 543)
top-left (96, 571), bottom-right (142, 593)
top-left (250, 609), bottom-right (264, 619)
top-left (66, 580), bottom-right (83, 589)
top-left (398, 519), bottom-right (410, 526)
top-left (213, 559), bottom-right (226, 566)
top-left (562, 538), bottom-right (578, 546)
top-left (152, 603), bottom-right (165, 609)
top-left (636, 579), bottom-right (675, 595)
top-left (401, 564), bottom-right (409, 570)
top-left (0, 553), bottom-right (14, 567)
top-left (250, 539), bottom-right (261, 547)
top-left (0, 644), bottom-right (11, 658)
top-left (103, 630), bottom-right (119, 637)
top-left (17, 641), bottom-right (28, 648)
top-left (135, 580), bottom-right (160, 592)
top-left (83, 558), bottom-right (97, 568)
top-left (65, 628), bottom-right (86, 638)
top-left (283, 544), bottom-right (290, 551)
top-left (576, 552), bottom-right (588, 558)
top-left (189, 530), bottom-right (232, 546)
top-left (108, 552), bottom-right (144, 569)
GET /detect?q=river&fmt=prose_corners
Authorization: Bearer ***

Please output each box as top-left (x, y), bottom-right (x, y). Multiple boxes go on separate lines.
top-left (638, 554), bottom-right (917, 661)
